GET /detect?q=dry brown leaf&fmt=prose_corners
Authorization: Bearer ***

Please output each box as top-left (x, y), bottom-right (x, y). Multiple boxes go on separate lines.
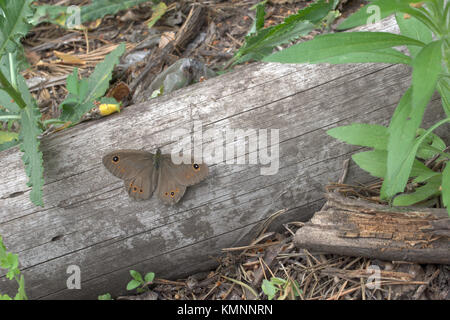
top-left (53, 51), bottom-right (86, 66)
top-left (159, 31), bottom-right (176, 49)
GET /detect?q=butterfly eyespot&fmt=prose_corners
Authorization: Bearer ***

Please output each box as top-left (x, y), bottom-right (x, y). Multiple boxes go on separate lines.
top-left (139, 189), bottom-right (143, 193)
top-left (133, 187), bottom-right (137, 192)
top-left (192, 163), bottom-right (200, 171)
top-left (170, 191), bottom-right (175, 197)
top-left (165, 192), bottom-right (169, 196)
top-left (112, 156), bottom-right (120, 163)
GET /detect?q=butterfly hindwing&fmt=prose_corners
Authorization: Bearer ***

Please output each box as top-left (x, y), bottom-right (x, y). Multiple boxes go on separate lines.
top-left (155, 161), bottom-right (187, 204)
top-left (124, 166), bottom-right (158, 200)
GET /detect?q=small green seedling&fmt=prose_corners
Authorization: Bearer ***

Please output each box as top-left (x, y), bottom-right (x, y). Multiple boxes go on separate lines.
top-left (127, 270), bottom-right (155, 293)
top-left (262, 277), bottom-right (301, 300)
top-left (98, 293), bottom-right (112, 300)
top-left (0, 236), bottom-right (27, 300)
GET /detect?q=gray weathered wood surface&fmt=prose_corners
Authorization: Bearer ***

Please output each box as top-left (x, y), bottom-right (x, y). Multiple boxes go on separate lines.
top-left (295, 192), bottom-right (450, 264)
top-left (0, 17), bottom-right (448, 299)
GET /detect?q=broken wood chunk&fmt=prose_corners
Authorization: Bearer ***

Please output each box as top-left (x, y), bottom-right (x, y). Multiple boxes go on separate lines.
top-left (294, 192), bottom-right (450, 264)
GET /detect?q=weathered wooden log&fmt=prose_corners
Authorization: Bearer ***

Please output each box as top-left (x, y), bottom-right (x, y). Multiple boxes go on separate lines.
top-left (294, 192), bottom-right (450, 264)
top-left (0, 17), bottom-right (448, 299)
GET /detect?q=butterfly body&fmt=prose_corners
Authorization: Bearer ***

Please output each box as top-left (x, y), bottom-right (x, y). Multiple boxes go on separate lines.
top-left (102, 149), bottom-right (208, 205)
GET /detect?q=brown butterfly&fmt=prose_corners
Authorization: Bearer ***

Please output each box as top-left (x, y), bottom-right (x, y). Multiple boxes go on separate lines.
top-left (102, 149), bottom-right (208, 205)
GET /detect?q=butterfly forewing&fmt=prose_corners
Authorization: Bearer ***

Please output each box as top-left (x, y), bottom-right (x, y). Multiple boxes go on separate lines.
top-left (103, 150), bottom-right (157, 200)
top-left (162, 155), bottom-right (209, 186)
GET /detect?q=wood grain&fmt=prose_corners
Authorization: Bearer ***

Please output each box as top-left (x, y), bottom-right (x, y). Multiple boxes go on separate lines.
top-left (294, 192), bottom-right (450, 264)
top-left (0, 17), bottom-right (448, 299)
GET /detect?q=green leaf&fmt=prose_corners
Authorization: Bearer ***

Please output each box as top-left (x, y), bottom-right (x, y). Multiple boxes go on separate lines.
top-left (352, 150), bottom-right (389, 178)
top-left (395, 12), bottom-right (433, 58)
top-left (248, 1), bottom-right (265, 35)
top-left (262, 279), bottom-right (278, 300)
top-left (314, 48), bottom-right (412, 65)
top-left (130, 270), bottom-right (143, 283)
top-left (0, 59), bottom-right (36, 112)
top-left (327, 124), bottom-right (388, 150)
top-left (19, 90), bottom-right (44, 206)
top-left (416, 129), bottom-right (447, 160)
top-left (0, 139), bottom-right (20, 152)
top-left (0, 294), bottom-right (12, 300)
top-left (235, 0), bottom-right (340, 64)
top-left (442, 164), bottom-right (450, 216)
top-left (412, 40), bottom-right (442, 112)
top-left (1, 252), bottom-right (14, 269)
top-left (146, 2), bottom-right (167, 29)
top-left (393, 175), bottom-right (441, 206)
top-left (98, 293), bottom-right (113, 300)
top-left (291, 280), bottom-right (301, 297)
top-left (0, 0), bottom-right (34, 55)
top-left (352, 150), bottom-right (434, 179)
top-left (14, 275), bottom-right (27, 300)
top-left (66, 68), bottom-right (79, 95)
top-left (264, 32), bottom-right (424, 64)
top-left (126, 279), bottom-right (141, 291)
top-left (0, 130), bottom-right (19, 144)
top-left (381, 41), bottom-right (444, 199)
top-left (413, 170), bottom-right (441, 184)
top-left (382, 109), bottom-right (450, 199)
top-left (293, 0), bottom-right (339, 25)
top-left (136, 287), bottom-right (146, 294)
top-left (5, 253), bottom-right (19, 270)
top-left (336, 0), bottom-right (426, 30)
top-left (0, 89), bottom-right (20, 113)
top-left (30, 5), bottom-right (67, 27)
top-left (233, 0), bottom-right (342, 64)
top-left (383, 88), bottom-right (415, 197)
top-left (59, 43), bottom-right (125, 123)
top-left (0, 235), bottom-right (5, 251)
top-left (32, 0), bottom-right (150, 27)
top-left (270, 277), bottom-right (287, 286)
top-left (437, 76), bottom-right (450, 117)
top-left (235, 20), bottom-right (314, 64)
top-left (144, 272), bottom-right (155, 283)
top-left (80, 0), bottom-right (151, 25)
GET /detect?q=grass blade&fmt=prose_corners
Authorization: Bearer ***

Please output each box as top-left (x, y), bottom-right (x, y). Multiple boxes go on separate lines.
top-left (264, 32), bottom-right (424, 64)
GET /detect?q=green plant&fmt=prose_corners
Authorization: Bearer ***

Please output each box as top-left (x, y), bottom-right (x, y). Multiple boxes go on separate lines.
top-left (126, 270), bottom-right (155, 293)
top-left (0, 0), bottom-right (44, 205)
top-left (261, 277), bottom-right (301, 300)
top-left (0, 0), bottom-right (126, 206)
top-left (59, 44), bottom-right (125, 123)
top-left (0, 235), bottom-right (27, 300)
top-left (328, 124), bottom-right (449, 206)
top-left (98, 293), bottom-right (113, 300)
top-left (229, 0), bottom-right (340, 66)
top-left (146, 1), bottom-right (167, 29)
top-left (97, 270), bottom-right (155, 299)
top-left (262, 0), bottom-right (449, 214)
top-left (31, 0), bottom-right (153, 28)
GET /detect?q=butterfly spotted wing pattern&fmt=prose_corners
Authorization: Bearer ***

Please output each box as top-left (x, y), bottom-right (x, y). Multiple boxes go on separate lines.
top-left (164, 155), bottom-right (209, 186)
top-left (156, 155), bottom-right (208, 204)
top-left (102, 150), bottom-right (157, 200)
top-left (103, 150), bottom-right (209, 204)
